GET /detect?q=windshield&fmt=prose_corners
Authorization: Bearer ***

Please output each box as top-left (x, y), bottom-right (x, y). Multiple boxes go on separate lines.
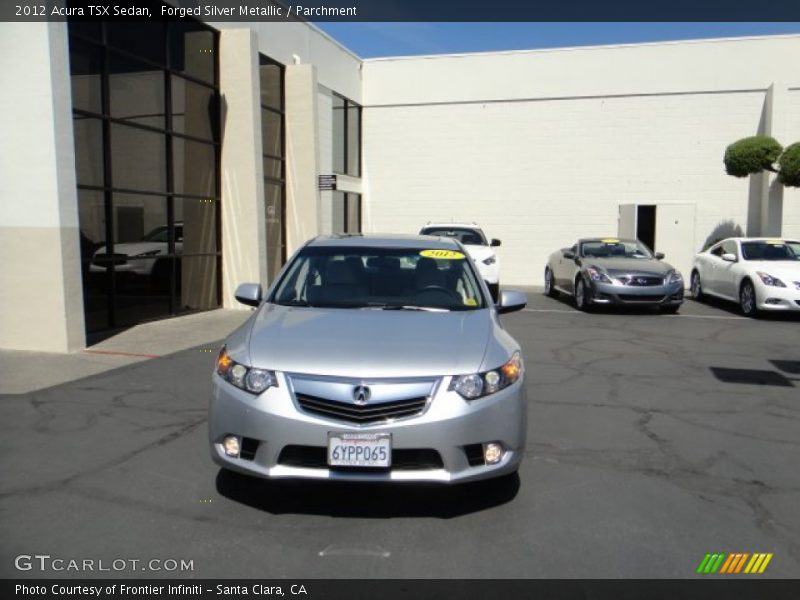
top-left (741, 241), bottom-right (800, 261)
top-left (271, 246), bottom-right (488, 311)
top-left (580, 239), bottom-right (653, 259)
top-left (420, 227), bottom-right (487, 246)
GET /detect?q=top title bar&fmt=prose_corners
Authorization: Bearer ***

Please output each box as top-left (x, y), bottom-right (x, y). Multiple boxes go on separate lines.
top-left (3, 0), bottom-right (800, 22)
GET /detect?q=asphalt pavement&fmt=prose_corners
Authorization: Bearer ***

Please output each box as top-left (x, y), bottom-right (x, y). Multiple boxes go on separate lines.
top-left (1, 293), bottom-right (799, 578)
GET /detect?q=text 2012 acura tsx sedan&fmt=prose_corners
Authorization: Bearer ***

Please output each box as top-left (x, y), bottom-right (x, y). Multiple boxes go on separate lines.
top-left (209, 234), bottom-right (528, 484)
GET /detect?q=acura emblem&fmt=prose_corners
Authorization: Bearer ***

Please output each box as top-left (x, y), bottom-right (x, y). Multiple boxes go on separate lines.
top-left (637, 277), bottom-right (648, 285)
top-left (353, 385), bottom-right (371, 405)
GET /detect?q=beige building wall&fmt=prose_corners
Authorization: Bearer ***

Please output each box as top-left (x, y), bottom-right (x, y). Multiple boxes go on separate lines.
top-left (362, 35), bottom-right (800, 285)
top-left (0, 22), bottom-right (86, 352)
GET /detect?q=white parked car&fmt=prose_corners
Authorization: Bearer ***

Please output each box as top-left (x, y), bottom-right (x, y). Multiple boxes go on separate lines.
top-left (419, 223), bottom-right (501, 300)
top-left (90, 224), bottom-right (183, 276)
top-left (690, 237), bottom-right (800, 316)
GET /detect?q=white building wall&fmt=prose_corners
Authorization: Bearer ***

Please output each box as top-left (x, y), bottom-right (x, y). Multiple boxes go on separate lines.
top-left (781, 89), bottom-right (800, 240)
top-left (362, 35), bottom-right (800, 285)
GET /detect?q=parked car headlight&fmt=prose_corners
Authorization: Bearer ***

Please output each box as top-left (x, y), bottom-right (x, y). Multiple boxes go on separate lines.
top-left (586, 266), bottom-right (612, 284)
top-left (482, 256), bottom-right (497, 265)
top-left (665, 270), bottom-right (684, 285)
top-left (450, 351), bottom-right (523, 400)
top-left (756, 272), bottom-right (786, 287)
top-left (216, 347), bottom-right (277, 394)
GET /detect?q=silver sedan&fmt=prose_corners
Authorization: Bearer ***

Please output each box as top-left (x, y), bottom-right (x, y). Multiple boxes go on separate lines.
top-left (544, 238), bottom-right (684, 313)
top-left (209, 235), bottom-right (528, 484)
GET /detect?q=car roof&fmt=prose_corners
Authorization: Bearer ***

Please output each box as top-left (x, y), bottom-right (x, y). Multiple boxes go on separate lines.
top-left (308, 234), bottom-right (462, 250)
top-left (421, 223), bottom-right (483, 230)
top-left (578, 237), bottom-right (639, 244)
top-left (715, 237), bottom-right (800, 243)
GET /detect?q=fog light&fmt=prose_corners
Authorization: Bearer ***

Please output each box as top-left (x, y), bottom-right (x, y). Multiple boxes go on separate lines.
top-left (483, 442), bottom-right (505, 465)
top-left (765, 298), bottom-right (782, 305)
top-left (223, 435), bottom-right (241, 457)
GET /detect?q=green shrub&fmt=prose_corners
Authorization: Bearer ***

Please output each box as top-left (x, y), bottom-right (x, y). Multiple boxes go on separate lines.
top-left (778, 142), bottom-right (800, 187)
top-left (723, 136), bottom-right (783, 177)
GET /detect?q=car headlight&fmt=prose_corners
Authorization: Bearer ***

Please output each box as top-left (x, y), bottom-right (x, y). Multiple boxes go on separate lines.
top-left (586, 266), bottom-right (612, 284)
top-left (216, 347), bottom-right (277, 394)
top-left (756, 272), bottom-right (786, 287)
top-left (450, 352), bottom-right (523, 400)
top-left (134, 250), bottom-right (161, 257)
top-left (482, 256), bottom-right (497, 265)
top-left (665, 270), bottom-right (684, 285)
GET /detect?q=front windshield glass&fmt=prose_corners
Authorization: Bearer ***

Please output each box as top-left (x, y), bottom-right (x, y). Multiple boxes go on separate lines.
top-left (580, 239), bottom-right (653, 259)
top-left (271, 246), bottom-right (488, 311)
top-left (142, 227), bottom-right (169, 243)
top-left (420, 227), bottom-right (487, 246)
top-left (741, 241), bottom-right (800, 261)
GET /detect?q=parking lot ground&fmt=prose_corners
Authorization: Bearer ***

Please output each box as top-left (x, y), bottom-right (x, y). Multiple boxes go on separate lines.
top-left (1, 293), bottom-right (799, 578)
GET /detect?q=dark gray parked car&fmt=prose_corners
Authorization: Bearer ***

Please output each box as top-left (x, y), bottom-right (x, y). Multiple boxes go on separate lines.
top-left (544, 238), bottom-right (684, 313)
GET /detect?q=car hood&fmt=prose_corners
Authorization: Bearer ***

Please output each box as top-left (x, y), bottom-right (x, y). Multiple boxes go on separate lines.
top-left (94, 242), bottom-right (167, 257)
top-left (246, 304), bottom-right (492, 378)
top-left (463, 244), bottom-right (495, 262)
top-left (585, 257), bottom-right (675, 276)
top-left (743, 261), bottom-right (800, 282)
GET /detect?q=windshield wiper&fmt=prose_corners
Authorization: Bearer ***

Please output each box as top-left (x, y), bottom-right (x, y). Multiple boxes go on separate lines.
top-left (276, 300), bottom-right (312, 307)
top-left (372, 304), bottom-right (451, 312)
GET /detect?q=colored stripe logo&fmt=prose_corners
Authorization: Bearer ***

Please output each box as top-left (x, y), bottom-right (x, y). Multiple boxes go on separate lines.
top-left (696, 553), bottom-right (773, 574)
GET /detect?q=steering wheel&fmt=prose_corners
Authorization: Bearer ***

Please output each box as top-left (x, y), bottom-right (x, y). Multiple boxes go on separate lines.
top-left (415, 285), bottom-right (462, 303)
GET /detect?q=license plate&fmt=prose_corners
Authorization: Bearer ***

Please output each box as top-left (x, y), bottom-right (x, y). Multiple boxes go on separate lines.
top-left (328, 432), bottom-right (391, 468)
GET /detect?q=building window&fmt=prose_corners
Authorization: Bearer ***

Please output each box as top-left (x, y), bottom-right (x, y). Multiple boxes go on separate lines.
top-left (332, 93), bottom-right (361, 177)
top-left (69, 16), bottom-right (221, 338)
top-left (259, 54), bottom-right (286, 283)
top-left (332, 192), bottom-right (362, 234)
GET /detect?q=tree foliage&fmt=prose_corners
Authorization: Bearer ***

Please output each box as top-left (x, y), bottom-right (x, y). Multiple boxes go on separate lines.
top-left (777, 142), bottom-right (800, 188)
top-left (723, 136), bottom-right (783, 177)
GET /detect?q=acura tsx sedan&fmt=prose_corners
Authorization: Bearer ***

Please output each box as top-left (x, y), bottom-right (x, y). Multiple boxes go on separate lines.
top-left (209, 235), bottom-right (528, 484)
top-left (544, 238), bottom-right (684, 313)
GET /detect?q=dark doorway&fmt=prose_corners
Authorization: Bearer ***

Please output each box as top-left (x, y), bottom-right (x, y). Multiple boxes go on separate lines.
top-left (637, 205), bottom-right (656, 252)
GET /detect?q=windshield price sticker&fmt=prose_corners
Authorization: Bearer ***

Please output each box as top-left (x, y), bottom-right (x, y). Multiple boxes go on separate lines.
top-left (420, 249), bottom-right (465, 260)
top-left (601, 238), bottom-right (620, 244)
top-left (328, 432), bottom-right (391, 468)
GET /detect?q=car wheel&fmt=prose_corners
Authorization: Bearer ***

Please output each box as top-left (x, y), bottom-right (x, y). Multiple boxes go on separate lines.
top-left (574, 278), bottom-right (592, 312)
top-left (544, 267), bottom-right (558, 298)
top-left (690, 270), bottom-right (704, 301)
top-left (487, 283), bottom-right (500, 303)
top-left (659, 305), bottom-right (680, 315)
top-left (739, 280), bottom-right (758, 317)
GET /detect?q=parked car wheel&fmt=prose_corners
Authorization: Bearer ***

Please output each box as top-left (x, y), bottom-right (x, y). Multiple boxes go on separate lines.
top-left (574, 278), bottom-right (592, 312)
top-left (690, 270), bottom-right (704, 301)
top-left (739, 279), bottom-right (758, 317)
top-left (544, 267), bottom-right (558, 298)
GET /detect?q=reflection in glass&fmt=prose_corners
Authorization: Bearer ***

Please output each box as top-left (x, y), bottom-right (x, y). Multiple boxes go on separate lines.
top-left (179, 255), bottom-right (218, 310)
top-left (171, 76), bottom-right (216, 141)
top-left (259, 60), bottom-right (282, 110)
top-left (110, 123), bottom-right (167, 192)
top-left (332, 191), bottom-right (346, 234)
top-left (347, 104), bottom-right (361, 176)
top-left (172, 138), bottom-right (216, 197)
top-left (112, 193), bottom-right (168, 246)
top-left (261, 109), bottom-right (282, 158)
top-left (263, 157), bottom-right (283, 181)
top-left (107, 21), bottom-right (166, 65)
top-left (175, 197), bottom-right (217, 255)
top-left (69, 38), bottom-right (103, 114)
top-left (265, 183), bottom-right (283, 282)
top-left (347, 193), bottom-right (362, 233)
top-left (332, 95), bottom-right (345, 174)
top-left (108, 52), bottom-right (165, 129)
top-left (78, 189), bottom-right (109, 332)
top-left (169, 24), bottom-right (215, 84)
top-left (73, 117), bottom-right (104, 187)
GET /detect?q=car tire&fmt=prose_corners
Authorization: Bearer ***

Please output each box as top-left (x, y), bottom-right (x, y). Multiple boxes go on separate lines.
top-left (487, 283), bottom-right (500, 303)
top-left (574, 278), bottom-right (592, 312)
top-left (659, 305), bottom-right (680, 315)
top-left (544, 267), bottom-right (558, 298)
top-left (690, 270), bottom-right (704, 301)
top-left (739, 279), bottom-right (759, 317)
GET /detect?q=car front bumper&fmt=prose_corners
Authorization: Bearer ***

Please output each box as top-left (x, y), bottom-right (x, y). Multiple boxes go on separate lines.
top-left (587, 280), bottom-right (684, 306)
top-left (754, 282), bottom-right (800, 311)
top-left (209, 372), bottom-right (526, 484)
top-left (475, 261), bottom-right (499, 285)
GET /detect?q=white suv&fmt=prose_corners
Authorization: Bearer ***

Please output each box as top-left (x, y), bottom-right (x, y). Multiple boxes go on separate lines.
top-left (419, 223), bottom-right (501, 300)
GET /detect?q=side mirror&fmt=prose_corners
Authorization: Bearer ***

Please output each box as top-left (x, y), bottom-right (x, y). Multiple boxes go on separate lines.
top-left (496, 290), bottom-right (527, 314)
top-left (654, 252), bottom-right (665, 260)
top-left (721, 253), bottom-right (737, 263)
top-left (490, 238), bottom-right (502, 247)
top-left (563, 250), bottom-right (575, 260)
top-left (234, 283), bottom-right (262, 307)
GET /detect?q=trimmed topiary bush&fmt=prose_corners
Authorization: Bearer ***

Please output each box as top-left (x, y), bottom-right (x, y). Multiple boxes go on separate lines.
top-left (724, 136), bottom-right (783, 177)
top-left (777, 142), bottom-right (800, 187)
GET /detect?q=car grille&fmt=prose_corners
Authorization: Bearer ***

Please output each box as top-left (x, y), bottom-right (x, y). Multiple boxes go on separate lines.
top-left (617, 294), bottom-right (665, 302)
top-left (618, 275), bottom-right (663, 286)
top-left (277, 445), bottom-right (444, 470)
top-left (295, 393), bottom-right (428, 424)
top-left (464, 444), bottom-right (485, 467)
